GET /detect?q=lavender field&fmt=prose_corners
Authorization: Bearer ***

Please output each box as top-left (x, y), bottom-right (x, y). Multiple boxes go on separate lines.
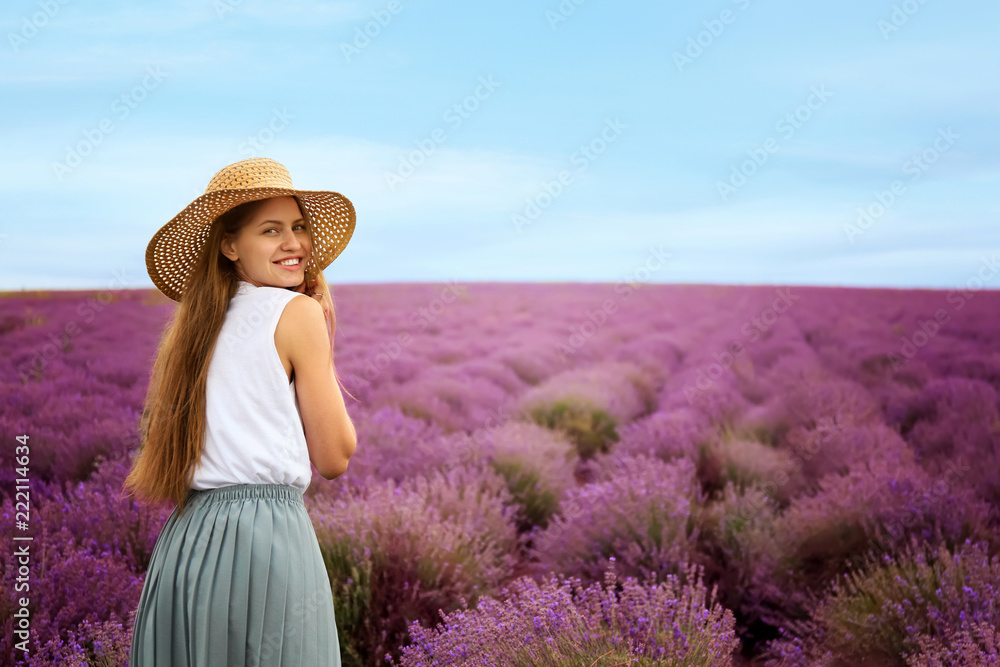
top-left (2, 281), bottom-right (999, 666)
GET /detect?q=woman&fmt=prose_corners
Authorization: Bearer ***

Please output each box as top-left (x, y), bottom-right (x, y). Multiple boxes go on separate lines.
top-left (124, 157), bottom-right (358, 665)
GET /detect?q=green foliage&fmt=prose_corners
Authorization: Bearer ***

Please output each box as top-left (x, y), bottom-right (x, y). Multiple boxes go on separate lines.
top-left (816, 540), bottom-right (1000, 666)
top-left (489, 457), bottom-right (561, 531)
top-left (527, 400), bottom-right (619, 460)
top-left (320, 538), bottom-right (374, 667)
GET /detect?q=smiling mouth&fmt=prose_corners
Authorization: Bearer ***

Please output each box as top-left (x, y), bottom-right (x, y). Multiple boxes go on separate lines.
top-left (274, 257), bottom-right (302, 267)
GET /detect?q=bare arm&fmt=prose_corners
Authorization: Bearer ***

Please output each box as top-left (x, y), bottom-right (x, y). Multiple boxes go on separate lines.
top-left (275, 295), bottom-right (357, 479)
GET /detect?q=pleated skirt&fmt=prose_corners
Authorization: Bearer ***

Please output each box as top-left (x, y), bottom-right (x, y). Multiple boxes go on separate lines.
top-left (129, 483), bottom-right (340, 666)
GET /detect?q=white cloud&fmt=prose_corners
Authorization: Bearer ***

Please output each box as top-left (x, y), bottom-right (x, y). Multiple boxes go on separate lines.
top-left (0, 131), bottom-right (563, 249)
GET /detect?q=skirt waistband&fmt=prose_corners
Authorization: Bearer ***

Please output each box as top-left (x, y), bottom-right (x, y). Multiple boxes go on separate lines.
top-left (186, 483), bottom-right (304, 506)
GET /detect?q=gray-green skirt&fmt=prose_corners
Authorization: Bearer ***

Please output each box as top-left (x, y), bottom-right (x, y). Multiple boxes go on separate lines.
top-left (130, 483), bottom-right (340, 666)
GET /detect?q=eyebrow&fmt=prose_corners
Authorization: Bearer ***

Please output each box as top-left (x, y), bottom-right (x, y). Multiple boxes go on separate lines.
top-left (256, 218), bottom-right (306, 227)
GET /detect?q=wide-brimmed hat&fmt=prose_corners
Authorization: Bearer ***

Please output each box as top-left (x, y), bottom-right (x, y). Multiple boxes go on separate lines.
top-left (145, 157), bottom-right (356, 302)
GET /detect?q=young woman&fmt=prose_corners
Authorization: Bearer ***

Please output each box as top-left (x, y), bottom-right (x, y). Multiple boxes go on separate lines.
top-left (124, 157), bottom-right (357, 665)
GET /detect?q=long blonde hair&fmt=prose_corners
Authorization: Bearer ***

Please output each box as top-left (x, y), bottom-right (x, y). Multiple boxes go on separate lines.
top-left (123, 196), bottom-right (353, 514)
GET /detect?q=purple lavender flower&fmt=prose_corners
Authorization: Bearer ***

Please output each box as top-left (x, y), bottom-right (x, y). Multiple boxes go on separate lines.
top-left (392, 561), bottom-right (739, 666)
top-left (530, 454), bottom-right (702, 587)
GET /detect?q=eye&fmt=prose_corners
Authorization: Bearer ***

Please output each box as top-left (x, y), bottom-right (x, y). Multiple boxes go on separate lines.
top-left (263, 224), bottom-right (306, 234)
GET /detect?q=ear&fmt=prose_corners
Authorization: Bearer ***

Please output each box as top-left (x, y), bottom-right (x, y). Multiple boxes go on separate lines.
top-left (219, 234), bottom-right (238, 262)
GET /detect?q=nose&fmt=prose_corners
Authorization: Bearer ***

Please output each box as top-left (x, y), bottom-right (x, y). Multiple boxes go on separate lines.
top-left (279, 227), bottom-right (304, 249)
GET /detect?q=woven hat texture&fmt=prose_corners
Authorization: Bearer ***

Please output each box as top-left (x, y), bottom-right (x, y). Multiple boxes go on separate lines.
top-left (146, 157), bottom-right (355, 302)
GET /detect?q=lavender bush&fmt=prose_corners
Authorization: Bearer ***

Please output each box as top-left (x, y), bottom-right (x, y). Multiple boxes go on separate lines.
top-left (745, 456), bottom-right (995, 632)
top-left (43, 452), bottom-right (170, 573)
top-left (31, 615), bottom-right (134, 667)
top-left (697, 434), bottom-right (800, 505)
top-left (530, 453), bottom-right (702, 586)
top-left (370, 365), bottom-right (512, 434)
top-left (692, 480), bottom-right (780, 643)
top-left (901, 376), bottom-right (1000, 507)
top-left (0, 290), bottom-right (159, 488)
top-left (1, 457), bottom-right (156, 664)
top-left (516, 361), bottom-right (656, 459)
top-left (392, 562), bottom-right (739, 667)
top-left (778, 420), bottom-right (913, 491)
top-left (763, 539), bottom-right (1000, 666)
top-left (307, 464), bottom-right (525, 666)
top-left (612, 407), bottom-right (712, 465)
top-left (3, 550), bottom-right (142, 665)
top-left (309, 405), bottom-right (451, 497)
top-left (446, 421), bottom-right (578, 532)
top-left (609, 329), bottom-right (686, 386)
top-left (906, 622), bottom-right (1000, 667)
top-left (660, 365), bottom-right (754, 429)
top-left (762, 369), bottom-right (885, 431)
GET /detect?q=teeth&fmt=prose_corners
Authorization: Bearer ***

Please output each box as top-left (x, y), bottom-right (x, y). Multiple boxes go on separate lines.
top-left (278, 258), bottom-right (300, 266)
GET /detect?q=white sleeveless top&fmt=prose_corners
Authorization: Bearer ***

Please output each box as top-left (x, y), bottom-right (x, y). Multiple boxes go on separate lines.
top-left (189, 280), bottom-right (313, 493)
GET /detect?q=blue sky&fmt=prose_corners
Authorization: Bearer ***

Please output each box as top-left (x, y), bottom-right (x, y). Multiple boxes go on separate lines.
top-left (1, 0), bottom-right (998, 291)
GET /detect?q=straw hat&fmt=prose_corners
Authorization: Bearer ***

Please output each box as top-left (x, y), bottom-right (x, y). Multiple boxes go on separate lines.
top-left (146, 157), bottom-right (356, 302)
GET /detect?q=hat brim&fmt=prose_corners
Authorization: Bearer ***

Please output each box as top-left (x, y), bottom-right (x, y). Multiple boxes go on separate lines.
top-left (146, 187), bottom-right (355, 302)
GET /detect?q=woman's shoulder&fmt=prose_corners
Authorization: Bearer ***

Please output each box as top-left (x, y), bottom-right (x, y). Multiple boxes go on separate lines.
top-left (275, 291), bottom-right (322, 317)
top-left (274, 294), bottom-right (326, 354)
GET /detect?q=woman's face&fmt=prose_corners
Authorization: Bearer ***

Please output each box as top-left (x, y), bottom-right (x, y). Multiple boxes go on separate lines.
top-left (220, 196), bottom-right (313, 289)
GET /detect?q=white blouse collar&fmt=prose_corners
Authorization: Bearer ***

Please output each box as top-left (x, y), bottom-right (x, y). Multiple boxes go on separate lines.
top-left (235, 280), bottom-right (257, 296)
